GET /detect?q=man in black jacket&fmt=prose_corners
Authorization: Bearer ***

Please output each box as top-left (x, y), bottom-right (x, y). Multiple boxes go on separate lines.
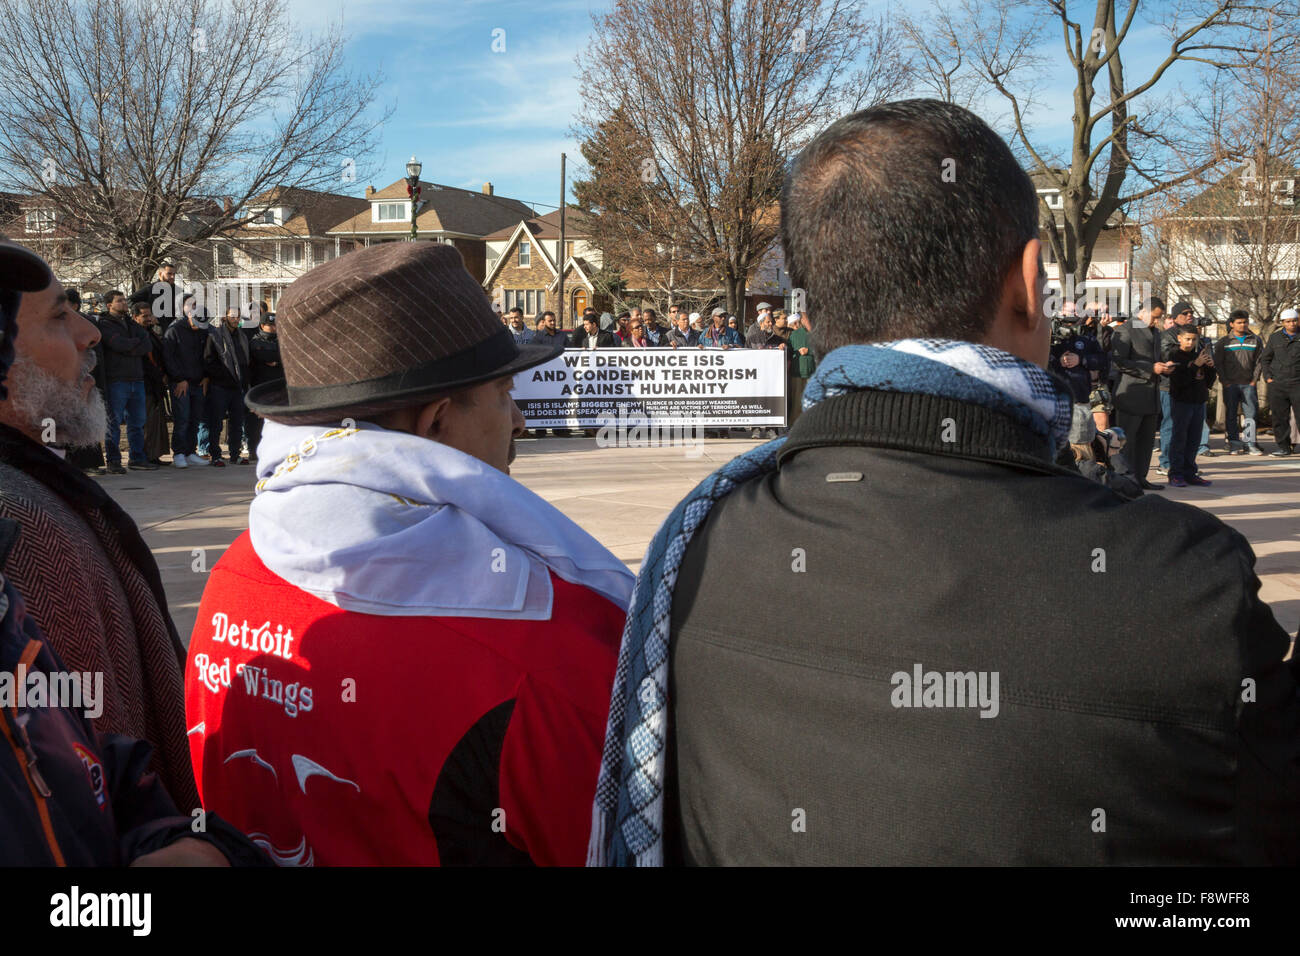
top-left (569, 313), bottom-right (617, 349)
top-left (653, 99), bottom-right (1300, 865)
top-left (244, 313), bottom-right (282, 459)
top-left (203, 307), bottom-right (250, 467)
top-left (1260, 308), bottom-right (1300, 455)
top-left (1110, 298), bottom-right (1169, 488)
top-left (161, 295), bottom-right (210, 468)
top-left (99, 291), bottom-right (156, 473)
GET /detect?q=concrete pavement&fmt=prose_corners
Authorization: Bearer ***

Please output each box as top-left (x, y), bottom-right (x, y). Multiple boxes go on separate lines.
top-left (97, 436), bottom-right (1300, 646)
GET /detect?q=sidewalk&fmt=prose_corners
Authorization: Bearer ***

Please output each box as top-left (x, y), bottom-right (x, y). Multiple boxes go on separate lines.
top-left (98, 437), bottom-right (1300, 647)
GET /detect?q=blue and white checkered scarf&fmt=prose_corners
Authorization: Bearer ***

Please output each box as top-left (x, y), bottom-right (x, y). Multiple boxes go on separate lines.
top-left (587, 338), bottom-right (1073, 866)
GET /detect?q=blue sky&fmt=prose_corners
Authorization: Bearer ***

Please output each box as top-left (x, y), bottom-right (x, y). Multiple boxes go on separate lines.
top-left (290, 0), bottom-right (1202, 212)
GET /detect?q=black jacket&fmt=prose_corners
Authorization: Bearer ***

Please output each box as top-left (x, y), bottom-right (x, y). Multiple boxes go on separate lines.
top-left (162, 317), bottom-right (209, 384)
top-left (663, 387), bottom-right (1300, 865)
top-left (1260, 329), bottom-right (1300, 385)
top-left (248, 330), bottom-right (284, 387)
top-left (203, 323), bottom-right (249, 390)
top-left (1167, 347), bottom-right (1217, 404)
top-left (569, 328), bottom-right (618, 349)
top-left (97, 313), bottom-right (153, 383)
top-left (1109, 322), bottom-right (1165, 414)
top-left (0, 518), bottom-right (269, 866)
top-left (1213, 333), bottom-right (1264, 386)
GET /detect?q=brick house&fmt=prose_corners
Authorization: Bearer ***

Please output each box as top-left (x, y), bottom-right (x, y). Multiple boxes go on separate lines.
top-left (483, 207), bottom-right (614, 325)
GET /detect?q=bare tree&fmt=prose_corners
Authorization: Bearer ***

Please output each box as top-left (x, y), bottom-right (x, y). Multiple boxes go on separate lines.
top-left (1161, 6), bottom-right (1300, 332)
top-left (572, 0), bottom-right (911, 315)
top-left (900, 0), bottom-right (1272, 299)
top-left (0, 0), bottom-right (386, 289)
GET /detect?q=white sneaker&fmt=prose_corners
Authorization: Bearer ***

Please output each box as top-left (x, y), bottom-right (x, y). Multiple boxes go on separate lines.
top-left (174, 455), bottom-right (189, 469)
top-left (187, 454), bottom-right (210, 466)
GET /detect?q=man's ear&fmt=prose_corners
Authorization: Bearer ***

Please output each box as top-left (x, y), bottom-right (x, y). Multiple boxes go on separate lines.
top-left (414, 396), bottom-right (453, 440)
top-left (1011, 238), bottom-right (1045, 335)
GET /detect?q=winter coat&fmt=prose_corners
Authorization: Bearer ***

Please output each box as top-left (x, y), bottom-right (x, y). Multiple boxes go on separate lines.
top-left (186, 531), bottom-right (624, 865)
top-left (0, 515), bottom-right (268, 866)
top-left (1260, 329), bottom-right (1300, 385)
top-left (248, 331), bottom-right (284, 388)
top-left (98, 313), bottom-right (153, 384)
top-left (1168, 346), bottom-right (1217, 404)
top-left (1213, 333), bottom-right (1263, 386)
top-left (661, 385), bottom-right (1300, 864)
top-left (203, 323), bottom-right (250, 390)
top-left (1109, 322), bottom-right (1165, 415)
top-left (162, 317), bottom-right (209, 384)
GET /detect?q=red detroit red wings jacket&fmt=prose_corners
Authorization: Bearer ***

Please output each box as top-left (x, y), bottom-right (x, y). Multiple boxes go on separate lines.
top-left (185, 531), bottom-right (625, 865)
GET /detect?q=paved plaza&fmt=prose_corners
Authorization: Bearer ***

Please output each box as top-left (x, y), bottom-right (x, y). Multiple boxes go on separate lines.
top-left (100, 437), bottom-right (1300, 647)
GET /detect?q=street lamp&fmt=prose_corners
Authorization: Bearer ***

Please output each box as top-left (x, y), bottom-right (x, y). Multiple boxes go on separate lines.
top-left (405, 156), bottom-right (422, 241)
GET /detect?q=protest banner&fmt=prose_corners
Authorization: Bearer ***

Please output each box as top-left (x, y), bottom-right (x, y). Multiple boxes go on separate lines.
top-left (511, 348), bottom-right (787, 428)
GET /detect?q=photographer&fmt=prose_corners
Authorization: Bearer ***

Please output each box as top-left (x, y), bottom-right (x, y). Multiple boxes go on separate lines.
top-left (1048, 308), bottom-right (1106, 405)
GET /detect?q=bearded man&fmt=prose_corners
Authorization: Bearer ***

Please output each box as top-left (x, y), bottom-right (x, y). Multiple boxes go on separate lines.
top-left (0, 238), bottom-right (198, 810)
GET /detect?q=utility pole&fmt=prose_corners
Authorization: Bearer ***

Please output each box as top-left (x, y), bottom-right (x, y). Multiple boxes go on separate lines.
top-left (558, 152), bottom-right (567, 329)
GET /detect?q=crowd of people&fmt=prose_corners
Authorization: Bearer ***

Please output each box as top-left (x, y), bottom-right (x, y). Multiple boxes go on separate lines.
top-left (1043, 297), bottom-right (1299, 493)
top-left (63, 270), bottom-right (284, 474)
top-left (504, 301), bottom-right (817, 435)
top-left (0, 96), bottom-right (1296, 869)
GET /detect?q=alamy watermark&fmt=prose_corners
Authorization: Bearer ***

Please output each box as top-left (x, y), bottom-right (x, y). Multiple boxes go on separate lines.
top-left (890, 663), bottom-right (999, 718)
top-left (0, 665), bottom-right (103, 718)
top-left (594, 406), bottom-right (705, 458)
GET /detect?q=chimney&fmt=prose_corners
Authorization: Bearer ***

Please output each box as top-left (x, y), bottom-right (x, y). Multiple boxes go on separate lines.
top-left (365, 185), bottom-right (375, 199)
top-left (482, 182), bottom-right (494, 196)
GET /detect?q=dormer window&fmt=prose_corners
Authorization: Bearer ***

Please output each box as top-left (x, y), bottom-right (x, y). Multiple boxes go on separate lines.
top-left (376, 202), bottom-right (408, 222)
top-left (249, 208), bottom-right (278, 225)
top-left (1039, 190), bottom-right (1063, 210)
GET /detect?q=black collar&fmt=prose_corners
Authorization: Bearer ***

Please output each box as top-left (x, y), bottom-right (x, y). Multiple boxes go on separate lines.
top-left (779, 389), bottom-right (1073, 477)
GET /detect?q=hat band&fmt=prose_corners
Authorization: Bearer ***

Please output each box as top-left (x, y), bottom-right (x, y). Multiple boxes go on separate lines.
top-left (284, 328), bottom-right (520, 408)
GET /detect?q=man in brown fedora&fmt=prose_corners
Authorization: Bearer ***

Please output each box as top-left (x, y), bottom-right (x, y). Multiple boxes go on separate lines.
top-left (185, 241), bottom-right (634, 866)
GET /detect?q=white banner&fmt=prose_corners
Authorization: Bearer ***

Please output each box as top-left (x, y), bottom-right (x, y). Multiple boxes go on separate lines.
top-left (511, 348), bottom-right (788, 427)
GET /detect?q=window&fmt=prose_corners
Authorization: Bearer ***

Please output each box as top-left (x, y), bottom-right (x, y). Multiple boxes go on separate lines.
top-left (25, 209), bottom-right (56, 233)
top-left (216, 242), bottom-right (233, 265)
top-left (249, 208), bottom-right (277, 225)
top-left (565, 240), bottom-right (575, 259)
top-left (312, 242), bottom-right (328, 264)
top-left (282, 242), bottom-right (304, 266)
top-left (376, 202), bottom-right (407, 222)
top-left (518, 242), bottom-right (530, 267)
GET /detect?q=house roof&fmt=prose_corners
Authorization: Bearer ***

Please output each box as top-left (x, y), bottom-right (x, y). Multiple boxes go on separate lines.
top-left (223, 186), bottom-right (369, 239)
top-left (483, 206), bottom-right (592, 241)
top-left (547, 255), bottom-right (598, 291)
top-left (482, 220), bottom-right (561, 287)
top-left (329, 180), bottom-right (534, 237)
top-left (1166, 160), bottom-right (1300, 221)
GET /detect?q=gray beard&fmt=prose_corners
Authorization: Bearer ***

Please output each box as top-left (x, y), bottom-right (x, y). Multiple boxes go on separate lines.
top-left (3, 353), bottom-right (108, 448)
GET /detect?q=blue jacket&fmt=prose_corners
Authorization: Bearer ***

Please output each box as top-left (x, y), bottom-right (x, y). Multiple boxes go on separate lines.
top-left (0, 518), bottom-right (268, 865)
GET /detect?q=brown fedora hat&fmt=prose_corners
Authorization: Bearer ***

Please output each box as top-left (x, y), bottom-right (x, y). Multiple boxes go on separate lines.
top-left (247, 241), bottom-right (563, 424)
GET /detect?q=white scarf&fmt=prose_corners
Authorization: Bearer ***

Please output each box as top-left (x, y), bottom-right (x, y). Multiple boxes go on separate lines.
top-left (249, 421), bottom-right (634, 619)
